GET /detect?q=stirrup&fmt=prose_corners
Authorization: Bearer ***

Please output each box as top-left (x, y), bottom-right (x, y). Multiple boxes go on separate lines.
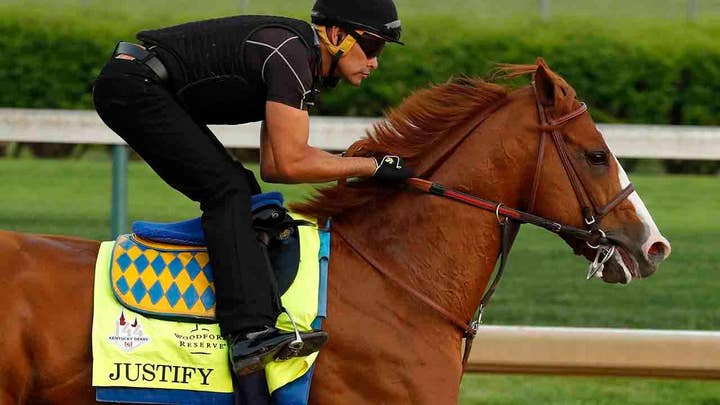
top-left (281, 308), bottom-right (304, 358)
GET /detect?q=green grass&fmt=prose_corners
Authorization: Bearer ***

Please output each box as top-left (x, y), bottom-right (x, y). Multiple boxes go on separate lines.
top-left (460, 375), bottom-right (720, 404)
top-left (1, 157), bottom-right (719, 403)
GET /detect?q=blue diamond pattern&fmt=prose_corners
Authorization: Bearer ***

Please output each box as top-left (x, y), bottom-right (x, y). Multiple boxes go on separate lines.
top-left (134, 255), bottom-right (149, 272)
top-left (113, 236), bottom-right (222, 316)
top-left (165, 283), bottom-right (181, 307)
top-left (130, 279), bottom-right (148, 303)
top-left (200, 286), bottom-right (215, 310)
top-left (119, 238), bottom-right (133, 250)
top-left (148, 280), bottom-right (164, 304)
top-left (116, 275), bottom-right (129, 294)
top-left (168, 258), bottom-right (183, 278)
top-left (186, 256), bottom-right (202, 280)
top-left (203, 264), bottom-right (213, 282)
top-left (151, 255), bottom-right (166, 276)
top-left (183, 285), bottom-right (199, 308)
top-left (116, 253), bottom-right (132, 271)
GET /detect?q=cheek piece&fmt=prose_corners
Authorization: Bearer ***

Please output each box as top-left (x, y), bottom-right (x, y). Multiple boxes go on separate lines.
top-left (315, 25), bottom-right (357, 86)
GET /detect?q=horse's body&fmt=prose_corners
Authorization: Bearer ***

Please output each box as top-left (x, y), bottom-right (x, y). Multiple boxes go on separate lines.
top-left (0, 233), bottom-right (98, 403)
top-left (0, 61), bottom-right (670, 404)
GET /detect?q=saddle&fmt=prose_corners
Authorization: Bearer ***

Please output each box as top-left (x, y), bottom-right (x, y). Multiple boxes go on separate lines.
top-left (95, 193), bottom-right (330, 404)
top-left (110, 192), bottom-right (311, 322)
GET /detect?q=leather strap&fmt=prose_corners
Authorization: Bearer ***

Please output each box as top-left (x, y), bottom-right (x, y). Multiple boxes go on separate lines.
top-left (532, 91), bottom-right (634, 226)
top-left (332, 223), bottom-right (477, 339)
top-left (598, 183), bottom-right (635, 217)
top-left (548, 102), bottom-right (588, 125)
top-left (113, 41), bottom-right (169, 82)
top-left (527, 130), bottom-right (546, 213)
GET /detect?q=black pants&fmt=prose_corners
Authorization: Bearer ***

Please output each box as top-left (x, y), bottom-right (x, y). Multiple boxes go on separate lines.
top-left (93, 58), bottom-right (281, 335)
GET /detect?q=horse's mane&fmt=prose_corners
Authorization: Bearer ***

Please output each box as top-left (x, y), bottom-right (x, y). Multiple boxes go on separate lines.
top-left (291, 64), bottom-right (540, 220)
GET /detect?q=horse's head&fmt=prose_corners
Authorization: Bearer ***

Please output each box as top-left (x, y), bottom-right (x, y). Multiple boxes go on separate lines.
top-left (292, 59), bottom-right (671, 285)
top-left (526, 59), bottom-right (671, 284)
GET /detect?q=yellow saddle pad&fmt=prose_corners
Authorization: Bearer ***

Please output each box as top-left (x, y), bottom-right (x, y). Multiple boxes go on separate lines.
top-left (96, 213), bottom-right (324, 394)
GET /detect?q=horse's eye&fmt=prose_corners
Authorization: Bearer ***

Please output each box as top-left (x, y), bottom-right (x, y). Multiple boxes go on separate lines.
top-left (587, 151), bottom-right (608, 166)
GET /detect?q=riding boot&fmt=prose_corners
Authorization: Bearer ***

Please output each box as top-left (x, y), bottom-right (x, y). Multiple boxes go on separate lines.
top-left (227, 241), bottom-right (327, 376)
top-left (228, 326), bottom-right (328, 376)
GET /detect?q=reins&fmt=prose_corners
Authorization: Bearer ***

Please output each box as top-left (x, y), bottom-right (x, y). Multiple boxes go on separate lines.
top-left (333, 86), bottom-right (635, 370)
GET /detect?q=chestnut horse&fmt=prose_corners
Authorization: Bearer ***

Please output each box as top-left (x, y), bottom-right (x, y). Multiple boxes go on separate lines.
top-left (0, 60), bottom-right (670, 404)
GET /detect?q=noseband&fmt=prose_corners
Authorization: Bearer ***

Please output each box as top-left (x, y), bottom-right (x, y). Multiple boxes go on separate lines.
top-left (333, 86), bottom-right (635, 369)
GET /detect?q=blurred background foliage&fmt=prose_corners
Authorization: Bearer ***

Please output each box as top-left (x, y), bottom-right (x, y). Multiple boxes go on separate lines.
top-left (1, 0), bottom-right (719, 172)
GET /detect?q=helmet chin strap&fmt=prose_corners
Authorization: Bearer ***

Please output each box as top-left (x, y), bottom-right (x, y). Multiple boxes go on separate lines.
top-left (314, 25), bottom-right (357, 87)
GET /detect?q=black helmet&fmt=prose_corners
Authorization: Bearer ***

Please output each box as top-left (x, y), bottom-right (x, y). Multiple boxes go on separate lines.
top-left (311, 0), bottom-right (403, 44)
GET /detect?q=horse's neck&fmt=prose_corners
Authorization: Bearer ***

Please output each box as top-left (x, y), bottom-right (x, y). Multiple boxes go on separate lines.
top-left (335, 95), bottom-right (534, 324)
top-left (336, 189), bottom-right (510, 326)
top-left (317, 94), bottom-right (536, 401)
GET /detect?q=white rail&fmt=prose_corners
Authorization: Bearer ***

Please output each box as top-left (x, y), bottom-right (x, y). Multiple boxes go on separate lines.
top-left (2, 108), bottom-right (720, 159)
top-left (468, 326), bottom-right (720, 379)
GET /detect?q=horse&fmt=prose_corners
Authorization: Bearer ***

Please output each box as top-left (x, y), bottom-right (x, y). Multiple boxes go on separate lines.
top-left (0, 59), bottom-right (671, 404)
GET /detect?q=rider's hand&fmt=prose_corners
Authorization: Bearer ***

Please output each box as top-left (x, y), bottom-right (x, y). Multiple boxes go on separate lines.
top-left (372, 155), bottom-right (414, 181)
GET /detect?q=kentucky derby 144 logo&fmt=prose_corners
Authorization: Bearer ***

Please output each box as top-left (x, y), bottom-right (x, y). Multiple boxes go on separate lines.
top-left (108, 311), bottom-right (150, 352)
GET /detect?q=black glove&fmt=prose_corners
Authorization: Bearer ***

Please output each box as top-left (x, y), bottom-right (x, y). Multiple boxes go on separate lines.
top-left (372, 155), bottom-right (414, 181)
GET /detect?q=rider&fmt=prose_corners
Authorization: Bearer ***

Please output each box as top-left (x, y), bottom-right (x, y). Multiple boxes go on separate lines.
top-left (92, 0), bottom-right (413, 376)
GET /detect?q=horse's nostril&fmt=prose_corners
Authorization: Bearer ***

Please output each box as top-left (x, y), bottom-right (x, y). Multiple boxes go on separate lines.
top-left (648, 241), bottom-right (668, 264)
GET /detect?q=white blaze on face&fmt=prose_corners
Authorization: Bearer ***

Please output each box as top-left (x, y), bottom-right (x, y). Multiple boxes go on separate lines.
top-left (614, 156), bottom-right (659, 234)
top-left (602, 129), bottom-right (671, 264)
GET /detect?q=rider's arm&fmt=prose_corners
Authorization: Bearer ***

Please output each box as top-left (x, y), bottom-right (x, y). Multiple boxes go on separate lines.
top-left (261, 101), bottom-right (376, 184)
top-left (246, 28), bottom-right (374, 183)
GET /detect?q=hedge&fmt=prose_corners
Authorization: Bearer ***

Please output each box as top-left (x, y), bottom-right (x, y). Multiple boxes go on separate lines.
top-left (1, 12), bottom-right (719, 170)
top-left (3, 14), bottom-right (719, 124)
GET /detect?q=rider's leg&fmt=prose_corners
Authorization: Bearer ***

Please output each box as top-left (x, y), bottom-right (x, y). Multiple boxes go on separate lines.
top-left (93, 59), bottom-right (278, 331)
top-left (92, 58), bottom-right (326, 375)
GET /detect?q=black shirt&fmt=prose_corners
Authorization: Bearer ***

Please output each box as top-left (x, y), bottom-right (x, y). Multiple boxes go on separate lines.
top-left (244, 27), bottom-right (315, 111)
top-left (137, 15), bottom-right (319, 124)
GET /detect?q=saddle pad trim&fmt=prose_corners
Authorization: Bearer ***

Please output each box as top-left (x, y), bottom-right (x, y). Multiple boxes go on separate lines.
top-left (272, 364), bottom-right (316, 405)
top-left (96, 387), bottom-right (232, 404)
top-left (317, 224), bottom-right (330, 319)
top-left (110, 235), bottom-right (216, 322)
top-left (132, 235), bottom-right (208, 252)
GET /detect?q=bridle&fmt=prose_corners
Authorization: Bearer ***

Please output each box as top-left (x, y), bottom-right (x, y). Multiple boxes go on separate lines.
top-left (332, 84), bottom-right (635, 369)
top-left (529, 84), bottom-right (635, 278)
top-left (529, 87), bottom-right (635, 246)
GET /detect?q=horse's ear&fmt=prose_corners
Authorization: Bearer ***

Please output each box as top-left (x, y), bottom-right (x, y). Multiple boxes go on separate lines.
top-left (534, 62), bottom-right (555, 107)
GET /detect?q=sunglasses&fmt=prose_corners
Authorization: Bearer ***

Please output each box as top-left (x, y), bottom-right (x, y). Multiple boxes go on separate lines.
top-left (348, 30), bottom-right (386, 59)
